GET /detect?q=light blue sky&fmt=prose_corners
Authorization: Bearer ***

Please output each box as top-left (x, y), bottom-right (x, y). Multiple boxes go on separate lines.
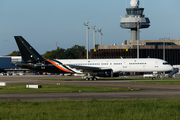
top-left (0, 0), bottom-right (180, 56)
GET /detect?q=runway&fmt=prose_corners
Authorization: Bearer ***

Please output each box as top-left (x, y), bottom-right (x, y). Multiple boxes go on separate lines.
top-left (0, 75), bottom-right (180, 101)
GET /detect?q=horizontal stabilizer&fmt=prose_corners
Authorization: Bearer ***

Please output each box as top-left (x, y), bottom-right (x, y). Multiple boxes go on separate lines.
top-left (12, 62), bottom-right (34, 67)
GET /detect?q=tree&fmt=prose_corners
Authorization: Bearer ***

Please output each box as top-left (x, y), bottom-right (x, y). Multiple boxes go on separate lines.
top-left (7, 51), bottom-right (21, 56)
top-left (95, 44), bottom-right (100, 49)
top-left (67, 45), bottom-right (86, 59)
top-left (43, 45), bottom-right (86, 59)
top-left (43, 47), bottom-right (66, 59)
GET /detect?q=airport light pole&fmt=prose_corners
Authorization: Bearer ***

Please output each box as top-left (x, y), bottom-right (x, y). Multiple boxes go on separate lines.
top-left (83, 22), bottom-right (90, 59)
top-left (97, 29), bottom-right (103, 46)
top-left (137, 21), bottom-right (140, 58)
top-left (163, 38), bottom-right (165, 60)
top-left (91, 25), bottom-right (97, 49)
top-left (163, 38), bottom-right (165, 75)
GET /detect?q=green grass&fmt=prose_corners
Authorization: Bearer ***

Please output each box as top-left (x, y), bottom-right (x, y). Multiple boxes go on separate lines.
top-left (0, 85), bottom-right (139, 93)
top-left (1, 99), bottom-right (180, 119)
top-left (130, 80), bottom-right (180, 84)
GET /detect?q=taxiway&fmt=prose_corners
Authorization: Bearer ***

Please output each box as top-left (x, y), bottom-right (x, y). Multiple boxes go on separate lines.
top-left (0, 75), bottom-right (180, 101)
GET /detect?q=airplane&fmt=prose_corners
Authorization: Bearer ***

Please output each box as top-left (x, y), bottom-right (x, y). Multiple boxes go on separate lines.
top-left (14, 36), bottom-right (173, 80)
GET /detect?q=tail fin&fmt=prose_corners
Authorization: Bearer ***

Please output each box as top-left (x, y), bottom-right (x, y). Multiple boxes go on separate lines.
top-left (14, 36), bottom-right (44, 63)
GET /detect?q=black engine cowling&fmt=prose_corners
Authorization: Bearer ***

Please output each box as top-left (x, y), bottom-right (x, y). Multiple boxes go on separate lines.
top-left (113, 73), bottom-right (120, 77)
top-left (93, 69), bottom-right (113, 77)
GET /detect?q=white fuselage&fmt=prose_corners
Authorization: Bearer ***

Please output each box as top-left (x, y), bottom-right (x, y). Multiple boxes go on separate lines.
top-left (57, 58), bottom-right (173, 74)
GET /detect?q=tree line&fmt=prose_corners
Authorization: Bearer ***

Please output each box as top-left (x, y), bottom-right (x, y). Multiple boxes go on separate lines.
top-left (7, 45), bottom-right (86, 59)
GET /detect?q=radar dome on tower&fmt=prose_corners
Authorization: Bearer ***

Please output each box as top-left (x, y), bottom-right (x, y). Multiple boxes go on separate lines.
top-left (130, 0), bottom-right (139, 8)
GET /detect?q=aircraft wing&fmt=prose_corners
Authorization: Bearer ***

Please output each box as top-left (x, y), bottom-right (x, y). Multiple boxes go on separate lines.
top-left (67, 64), bottom-right (111, 73)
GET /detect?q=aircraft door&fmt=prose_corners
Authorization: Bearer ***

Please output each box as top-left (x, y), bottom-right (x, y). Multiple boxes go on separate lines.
top-left (154, 61), bottom-right (159, 68)
top-left (123, 61), bottom-right (127, 68)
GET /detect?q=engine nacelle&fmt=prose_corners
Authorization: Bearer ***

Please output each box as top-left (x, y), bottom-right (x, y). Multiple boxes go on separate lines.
top-left (113, 73), bottom-right (120, 77)
top-left (93, 69), bottom-right (113, 77)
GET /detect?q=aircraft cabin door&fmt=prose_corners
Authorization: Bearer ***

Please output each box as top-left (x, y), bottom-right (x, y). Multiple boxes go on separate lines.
top-left (154, 61), bottom-right (159, 69)
top-left (123, 61), bottom-right (127, 69)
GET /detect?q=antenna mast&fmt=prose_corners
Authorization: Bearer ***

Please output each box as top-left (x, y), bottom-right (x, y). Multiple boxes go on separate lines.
top-left (55, 42), bottom-right (59, 49)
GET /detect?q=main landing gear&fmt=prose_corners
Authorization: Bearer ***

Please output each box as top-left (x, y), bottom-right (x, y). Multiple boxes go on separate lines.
top-left (83, 73), bottom-right (98, 81)
top-left (84, 76), bottom-right (98, 81)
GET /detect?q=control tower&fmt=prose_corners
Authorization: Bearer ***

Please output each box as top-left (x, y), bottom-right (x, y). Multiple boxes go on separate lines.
top-left (120, 0), bottom-right (150, 41)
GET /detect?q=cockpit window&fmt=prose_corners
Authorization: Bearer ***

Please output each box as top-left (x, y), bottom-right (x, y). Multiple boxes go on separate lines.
top-left (163, 62), bottom-right (169, 65)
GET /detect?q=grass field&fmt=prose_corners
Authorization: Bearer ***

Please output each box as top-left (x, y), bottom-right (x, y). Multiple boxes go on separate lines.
top-left (1, 99), bottom-right (180, 119)
top-left (130, 81), bottom-right (180, 84)
top-left (0, 85), bottom-right (139, 93)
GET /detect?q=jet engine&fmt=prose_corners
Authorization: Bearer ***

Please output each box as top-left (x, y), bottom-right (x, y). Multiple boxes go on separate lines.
top-left (93, 69), bottom-right (113, 77)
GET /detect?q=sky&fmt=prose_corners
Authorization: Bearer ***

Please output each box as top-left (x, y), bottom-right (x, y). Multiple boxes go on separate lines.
top-left (0, 0), bottom-right (180, 56)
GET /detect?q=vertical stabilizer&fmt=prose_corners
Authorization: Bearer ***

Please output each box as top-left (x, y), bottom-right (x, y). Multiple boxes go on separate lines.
top-left (14, 36), bottom-right (44, 63)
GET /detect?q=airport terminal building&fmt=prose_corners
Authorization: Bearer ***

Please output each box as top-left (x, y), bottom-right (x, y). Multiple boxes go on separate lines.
top-left (0, 56), bottom-right (22, 72)
top-left (90, 39), bottom-right (180, 66)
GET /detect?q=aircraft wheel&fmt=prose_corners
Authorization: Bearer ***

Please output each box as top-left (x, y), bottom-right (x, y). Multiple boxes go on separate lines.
top-left (90, 78), bottom-right (93, 81)
top-left (93, 78), bottom-right (97, 81)
top-left (86, 78), bottom-right (89, 81)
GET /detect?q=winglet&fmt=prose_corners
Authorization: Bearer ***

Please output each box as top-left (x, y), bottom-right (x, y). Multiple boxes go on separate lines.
top-left (14, 36), bottom-right (44, 63)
